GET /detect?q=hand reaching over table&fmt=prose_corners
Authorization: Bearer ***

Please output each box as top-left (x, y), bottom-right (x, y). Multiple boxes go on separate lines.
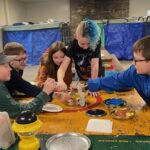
top-left (69, 81), bottom-right (86, 91)
top-left (53, 91), bottom-right (71, 102)
top-left (55, 81), bottom-right (67, 92)
top-left (87, 90), bottom-right (99, 97)
top-left (43, 78), bottom-right (57, 95)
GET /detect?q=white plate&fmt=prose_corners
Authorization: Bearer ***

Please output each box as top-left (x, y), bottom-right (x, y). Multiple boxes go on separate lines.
top-left (42, 104), bottom-right (63, 112)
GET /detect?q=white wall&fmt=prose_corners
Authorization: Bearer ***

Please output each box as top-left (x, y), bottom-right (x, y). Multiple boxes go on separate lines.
top-left (26, 0), bottom-right (70, 23)
top-left (6, 0), bottom-right (26, 25)
top-left (0, 27), bottom-right (3, 51)
top-left (0, 0), bottom-right (8, 26)
top-left (0, 0), bottom-right (26, 26)
top-left (0, 0), bottom-right (26, 50)
top-left (129, 0), bottom-right (150, 17)
top-left (1, 0), bottom-right (150, 25)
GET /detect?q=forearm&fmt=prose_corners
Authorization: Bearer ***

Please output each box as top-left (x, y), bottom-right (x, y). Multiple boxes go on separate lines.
top-left (91, 58), bottom-right (99, 79)
top-left (91, 68), bottom-right (99, 79)
top-left (57, 67), bottom-right (66, 82)
top-left (18, 82), bottom-right (42, 97)
top-left (57, 56), bottom-right (71, 83)
top-left (20, 91), bottom-right (50, 113)
top-left (0, 91), bottom-right (50, 118)
top-left (88, 72), bottom-right (133, 92)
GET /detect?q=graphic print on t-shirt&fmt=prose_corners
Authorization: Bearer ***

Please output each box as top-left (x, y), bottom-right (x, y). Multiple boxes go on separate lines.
top-left (66, 39), bottom-right (101, 81)
top-left (74, 52), bottom-right (93, 80)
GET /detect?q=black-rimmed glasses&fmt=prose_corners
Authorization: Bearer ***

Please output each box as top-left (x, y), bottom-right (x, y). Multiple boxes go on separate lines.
top-left (133, 59), bottom-right (150, 64)
top-left (14, 57), bottom-right (27, 63)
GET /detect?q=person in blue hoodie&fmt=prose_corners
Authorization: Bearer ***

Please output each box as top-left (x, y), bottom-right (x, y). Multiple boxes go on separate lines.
top-left (87, 35), bottom-right (150, 105)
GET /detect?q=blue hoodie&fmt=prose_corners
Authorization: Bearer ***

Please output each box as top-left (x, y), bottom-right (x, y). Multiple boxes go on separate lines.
top-left (88, 65), bottom-right (150, 105)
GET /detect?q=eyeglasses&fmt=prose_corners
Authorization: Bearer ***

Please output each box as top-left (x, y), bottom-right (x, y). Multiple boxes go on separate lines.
top-left (14, 57), bottom-right (27, 63)
top-left (133, 59), bottom-right (150, 64)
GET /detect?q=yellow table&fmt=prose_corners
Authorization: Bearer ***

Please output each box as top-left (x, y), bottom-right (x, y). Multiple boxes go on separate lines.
top-left (37, 89), bottom-right (150, 136)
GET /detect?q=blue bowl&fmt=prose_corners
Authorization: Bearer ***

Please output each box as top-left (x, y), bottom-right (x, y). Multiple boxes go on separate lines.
top-left (104, 98), bottom-right (126, 107)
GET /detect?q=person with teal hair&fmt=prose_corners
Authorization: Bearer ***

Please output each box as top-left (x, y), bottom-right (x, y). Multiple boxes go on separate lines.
top-left (82, 19), bottom-right (101, 50)
top-left (57, 20), bottom-right (101, 96)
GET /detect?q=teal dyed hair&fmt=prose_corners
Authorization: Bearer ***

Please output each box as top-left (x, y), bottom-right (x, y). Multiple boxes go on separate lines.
top-left (83, 20), bottom-right (101, 50)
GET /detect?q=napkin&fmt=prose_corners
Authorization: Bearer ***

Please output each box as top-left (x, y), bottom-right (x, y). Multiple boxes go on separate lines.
top-left (86, 119), bottom-right (112, 133)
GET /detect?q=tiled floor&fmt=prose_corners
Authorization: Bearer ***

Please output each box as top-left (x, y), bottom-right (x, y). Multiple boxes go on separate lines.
top-left (23, 61), bottom-right (133, 82)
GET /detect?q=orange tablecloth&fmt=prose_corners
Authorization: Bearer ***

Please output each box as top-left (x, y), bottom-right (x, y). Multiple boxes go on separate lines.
top-left (37, 89), bottom-right (150, 136)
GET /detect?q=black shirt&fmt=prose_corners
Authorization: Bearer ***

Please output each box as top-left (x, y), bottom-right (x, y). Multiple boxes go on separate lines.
top-left (5, 66), bottom-right (42, 97)
top-left (66, 39), bottom-right (101, 80)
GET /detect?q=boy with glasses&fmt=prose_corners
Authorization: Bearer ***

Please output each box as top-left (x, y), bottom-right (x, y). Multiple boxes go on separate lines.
top-left (88, 35), bottom-right (150, 105)
top-left (0, 52), bottom-right (56, 117)
top-left (4, 42), bottom-right (42, 97)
